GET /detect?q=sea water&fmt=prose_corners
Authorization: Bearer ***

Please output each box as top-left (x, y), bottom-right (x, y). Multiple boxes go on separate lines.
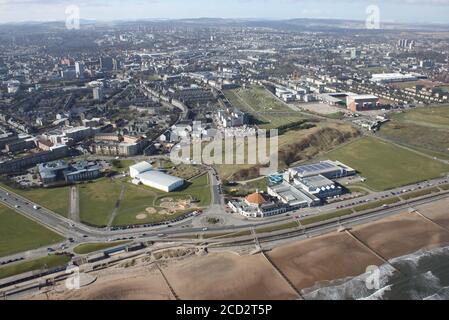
top-left (302, 245), bottom-right (449, 300)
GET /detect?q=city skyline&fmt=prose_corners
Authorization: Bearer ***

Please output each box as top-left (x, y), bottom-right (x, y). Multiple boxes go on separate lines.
top-left (0, 0), bottom-right (449, 25)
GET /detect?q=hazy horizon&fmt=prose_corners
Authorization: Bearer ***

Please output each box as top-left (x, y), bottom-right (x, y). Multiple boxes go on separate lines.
top-left (0, 0), bottom-right (448, 25)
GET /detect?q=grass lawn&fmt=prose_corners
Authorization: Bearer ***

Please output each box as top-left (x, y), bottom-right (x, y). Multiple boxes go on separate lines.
top-left (110, 160), bottom-right (135, 171)
top-left (353, 197), bottom-right (402, 212)
top-left (223, 85), bottom-right (306, 129)
top-left (401, 188), bottom-right (440, 200)
top-left (0, 255), bottom-right (71, 280)
top-left (379, 105), bottom-right (449, 159)
top-left (168, 164), bottom-right (203, 180)
top-left (301, 209), bottom-right (354, 226)
top-left (73, 241), bottom-right (130, 255)
top-left (215, 122), bottom-right (358, 181)
top-left (112, 173), bottom-right (211, 226)
top-left (256, 222), bottom-right (299, 234)
top-left (203, 230), bottom-right (252, 239)
top-left (324, 137), bottom-right (449, 191)
top-left (78, 179), bottom-right (123, 227)
top-left (0, 184), bottom-right (70, 217)
top-left (0, 204), bottom-right (64, 258)
top-left (224, 177), bottom-right (268, 197)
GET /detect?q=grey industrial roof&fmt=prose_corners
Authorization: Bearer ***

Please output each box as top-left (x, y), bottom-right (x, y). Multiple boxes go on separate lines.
top-left (293, 161), bottom-right (341, 176)
top-left (299, 175), bottom-right (335, 189)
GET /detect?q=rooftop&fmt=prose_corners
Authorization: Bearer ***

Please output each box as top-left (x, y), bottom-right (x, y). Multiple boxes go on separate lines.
top-left (130, 161), bottom-right (153, 173)
top-left (245, 192), bottom-right (268, 205)
top-left (298, 174), bottom-right (335, 190)
top-left (137, 170), bottom-right (184, 187)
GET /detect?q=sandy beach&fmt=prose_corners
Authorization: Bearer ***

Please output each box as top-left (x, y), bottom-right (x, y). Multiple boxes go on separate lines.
top-left (162, 253), bottom-right (298, 300)
top-left (266, 232), bottom-right (384, 291)
top-left (27, 197), bottom-right (449, 300)
top-left (416, 197), bottom-right (449, 228)
top-left (351, 212), bottom-right (449, 260)
top-left (33, 267), bottom-right (175, 300)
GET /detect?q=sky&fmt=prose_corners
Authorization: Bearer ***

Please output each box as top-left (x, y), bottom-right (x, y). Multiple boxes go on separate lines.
top-left (0, 0), bottom-right (448, 25)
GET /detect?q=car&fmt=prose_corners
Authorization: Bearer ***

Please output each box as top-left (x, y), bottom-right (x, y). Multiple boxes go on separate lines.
top-left (202, 227), bottom-right (209, 232)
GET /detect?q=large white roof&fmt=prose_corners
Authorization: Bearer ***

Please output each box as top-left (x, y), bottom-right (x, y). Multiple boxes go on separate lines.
top-left (129, 161), bottom-right (153, 173)
top-left (137, 170), bottom-right (184, 187)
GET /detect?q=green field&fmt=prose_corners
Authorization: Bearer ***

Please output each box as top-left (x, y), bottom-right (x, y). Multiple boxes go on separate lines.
top-left (79, 179), bottom-right (123, 227)
top-left (324, 137), bottom-right (449, 191)
top-left (0, 255), bottom-right (71, 280)
top-left (301, 209), bottom-right (354, 226)
top-left (73, 241), bottom-right (129, 255)
top-left (0, 205), bottom-right (64, 258)
top-left (0, 184), bottom-right (70, 217)
top-left (401, 188), bottom-right (440, 200)
top-left (112, 173), bottom-right (211, 226)
top-left (353, 197), bottom-right (402, 212)
top-left (224, 177), bottom-right (269, 197)
top-left (255, 222), bottom-right (299, 234)
top-left (110, 159), bottom-right (135, 172)
top-left (379, 105), bottom-right (449, 159)
top-left (168, 164), bottom-right (203, 180)
top-left (215, 122), bottom-right (358, 181)
top-left (223, 85), bottom-right (306, 129)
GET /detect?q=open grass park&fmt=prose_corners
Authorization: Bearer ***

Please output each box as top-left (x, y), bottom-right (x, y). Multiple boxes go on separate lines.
top-left (0, 204), bottom-right (64, 258)
top-left (324, 136), bottom-right (449, 191)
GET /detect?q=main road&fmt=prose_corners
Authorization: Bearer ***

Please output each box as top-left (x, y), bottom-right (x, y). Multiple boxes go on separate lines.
top-left (1, 174), bottom-right (448, 241)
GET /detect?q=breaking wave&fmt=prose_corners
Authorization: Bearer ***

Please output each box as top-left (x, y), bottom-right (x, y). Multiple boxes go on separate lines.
top-left (302, 245), bottom-right (449, 300)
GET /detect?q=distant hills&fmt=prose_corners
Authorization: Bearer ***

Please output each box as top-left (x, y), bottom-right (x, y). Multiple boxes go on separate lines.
top-left (1, 17), bottom-right (449, 32)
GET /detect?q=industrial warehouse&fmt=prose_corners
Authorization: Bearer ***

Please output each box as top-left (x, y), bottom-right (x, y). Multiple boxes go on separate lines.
top-left (129, 161), bottom-right (184, 192)
top-left (228, 160), bottom-right (356, 218)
